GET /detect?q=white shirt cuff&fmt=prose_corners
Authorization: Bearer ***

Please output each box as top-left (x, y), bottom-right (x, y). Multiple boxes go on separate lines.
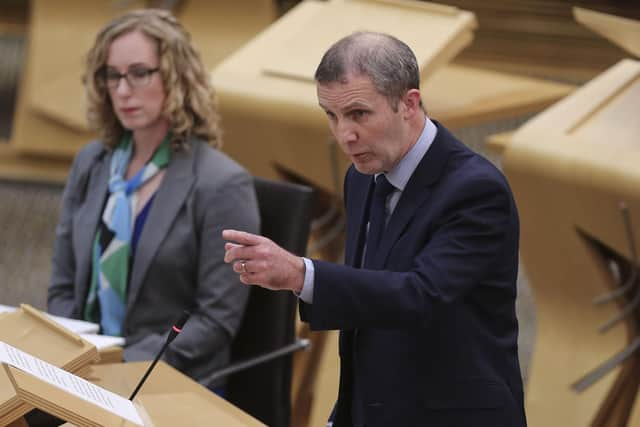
top-left (296, 257), bottom-right (315, 303)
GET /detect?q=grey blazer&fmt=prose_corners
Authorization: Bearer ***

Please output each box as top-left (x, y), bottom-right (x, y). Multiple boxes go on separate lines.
top-left (48, 137), bottom-right (259, 387)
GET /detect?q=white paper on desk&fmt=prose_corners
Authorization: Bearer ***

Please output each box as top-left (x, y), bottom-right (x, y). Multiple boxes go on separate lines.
top-left (0, 304), bottom-right (16, 314)
top-left (80, 333), bottom-right (125, 350)
top-left (48, 314), bottom-right (100, 334)
top-left (0, 341), bottom-right (143, 426)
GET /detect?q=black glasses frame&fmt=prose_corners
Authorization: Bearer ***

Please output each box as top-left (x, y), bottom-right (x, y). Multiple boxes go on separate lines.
top-left (99, 66), bottom-right (160, 90)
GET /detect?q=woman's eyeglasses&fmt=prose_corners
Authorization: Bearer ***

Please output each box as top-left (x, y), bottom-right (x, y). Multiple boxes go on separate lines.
top-left (100, 65), bottom-right (159, 90)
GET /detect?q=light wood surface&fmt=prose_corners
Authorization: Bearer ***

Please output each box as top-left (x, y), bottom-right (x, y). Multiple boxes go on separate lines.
top-left (83, 361), bottom-right (265, 426)
top-left (6, 417), bottom-right (28, 427)
top-left (502, 58), bottom-right (640, 426)
top-left (0, 305), bottom-right (99, 426)
top-left (10, 0), bottom-right (133, 158)
top-left (438, 1), bottom-right (638, 83)
top-left (484, 131), bottom-right (514, 155)
top-left (3, 361), bottom-right (265, 427)
top-left (425, 64), bottom-right (574, 128)
top-left (0, 305), bottom-right (98, 372)
top-left (306, 330), bottom-right (339, 427)
top-left (96, 346), bottom-right (123, 365)
top-left (574, 7), bottom-right (640, 58)
top-left (7, 365), bottom-right (141, 427)
top-left (137, 392), bottom-right (257, 427)
top-left (179, 0), bottom-right (276, 69)
top-left (262, 0), bottom-right (476, 83)
top-left (0, 143), bottom-right (70, 184)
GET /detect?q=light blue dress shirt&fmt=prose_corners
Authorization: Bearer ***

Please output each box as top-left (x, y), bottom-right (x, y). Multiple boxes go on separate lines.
top-left (298, 117), bottom-right (437, 303)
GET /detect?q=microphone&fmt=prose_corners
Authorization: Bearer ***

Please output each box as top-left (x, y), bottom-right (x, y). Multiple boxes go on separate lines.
top-left (129, 310), bottom-right (190, 400)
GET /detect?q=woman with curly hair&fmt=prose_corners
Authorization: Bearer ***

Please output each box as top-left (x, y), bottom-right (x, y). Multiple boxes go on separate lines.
top-left (47, 9), bottom-right (259, 392)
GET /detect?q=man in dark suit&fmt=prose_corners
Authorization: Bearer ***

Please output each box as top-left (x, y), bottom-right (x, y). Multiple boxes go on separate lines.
top-left (224, 32), bottom-right (526, 427)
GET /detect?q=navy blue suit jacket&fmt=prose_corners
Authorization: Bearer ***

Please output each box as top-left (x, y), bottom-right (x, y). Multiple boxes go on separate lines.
top-left (300, 123), bottom-right (526, 427)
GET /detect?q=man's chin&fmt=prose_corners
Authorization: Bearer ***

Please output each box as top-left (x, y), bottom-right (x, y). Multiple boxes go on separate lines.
top-left (352, 162), bottom-right (380, 176)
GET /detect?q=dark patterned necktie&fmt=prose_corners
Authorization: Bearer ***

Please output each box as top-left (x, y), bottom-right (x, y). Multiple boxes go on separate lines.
top-left (363, 174), bottom-right (395, 268)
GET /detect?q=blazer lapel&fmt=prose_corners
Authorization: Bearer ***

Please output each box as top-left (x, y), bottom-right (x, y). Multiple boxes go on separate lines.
top-left (373, 125), bottom-right (455, 267)
top-left (126, 142), bottom-right (195, 315)
top-left (73, 150), bottom-right (110, 312)
top-left (345, 173), bottom-right (374, 268)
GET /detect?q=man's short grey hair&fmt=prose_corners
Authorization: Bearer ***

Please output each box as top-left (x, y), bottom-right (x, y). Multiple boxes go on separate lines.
top-left (314, 32), bottom-right (421, 110)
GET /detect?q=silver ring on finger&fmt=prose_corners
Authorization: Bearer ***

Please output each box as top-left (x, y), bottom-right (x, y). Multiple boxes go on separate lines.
top-left (240, 260), bottom-right (248, 273)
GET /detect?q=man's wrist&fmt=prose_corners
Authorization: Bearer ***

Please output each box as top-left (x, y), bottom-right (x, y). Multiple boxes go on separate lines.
top-left (297, 258), bottom-right (315, 303)
top-left (291, 256), bottom-right (304, 293)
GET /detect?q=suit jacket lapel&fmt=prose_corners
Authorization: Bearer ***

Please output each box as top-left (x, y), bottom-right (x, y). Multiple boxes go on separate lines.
top-left (345, 173), bottom-right (374, 268)
top-left (373, 126), bottom-right (455, 267)
top-left (73, 150), bottom-right (110, 311)
top-left (126, 141), bottom-right (195, 315)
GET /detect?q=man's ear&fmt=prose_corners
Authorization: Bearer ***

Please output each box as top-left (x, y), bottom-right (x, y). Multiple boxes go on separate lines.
top-left (402, 89), bottom-right (422, 118)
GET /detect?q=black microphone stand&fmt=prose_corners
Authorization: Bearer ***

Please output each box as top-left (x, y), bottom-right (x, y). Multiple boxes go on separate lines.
top-left (129, 310), bottom-right (190, 400)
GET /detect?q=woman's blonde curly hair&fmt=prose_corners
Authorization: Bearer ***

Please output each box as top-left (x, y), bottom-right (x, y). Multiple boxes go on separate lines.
top-left (84, 9), bottom-right (221, 150)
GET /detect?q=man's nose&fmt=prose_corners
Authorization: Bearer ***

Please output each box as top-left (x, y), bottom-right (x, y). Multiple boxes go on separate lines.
top-left (335, 120), bottom-right (357, 144)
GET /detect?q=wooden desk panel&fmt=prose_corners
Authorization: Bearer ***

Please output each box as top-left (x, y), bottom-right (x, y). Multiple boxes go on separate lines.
top-left (83, 361), bottom-right (264, 426)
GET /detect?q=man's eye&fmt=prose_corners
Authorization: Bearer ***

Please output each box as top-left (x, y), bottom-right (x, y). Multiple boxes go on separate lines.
top-left (351, 110), bottom-right (366, 119)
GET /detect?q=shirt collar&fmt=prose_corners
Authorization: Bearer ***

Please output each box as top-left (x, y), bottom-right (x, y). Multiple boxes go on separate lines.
top-left (380, 116), bottom-right (437, 192)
